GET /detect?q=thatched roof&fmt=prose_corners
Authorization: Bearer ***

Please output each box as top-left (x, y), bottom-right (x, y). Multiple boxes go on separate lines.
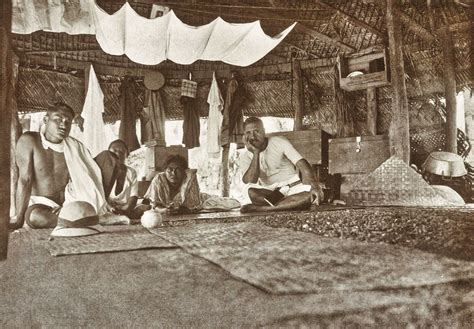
top-left (11, 0), bottom-right (473, 131)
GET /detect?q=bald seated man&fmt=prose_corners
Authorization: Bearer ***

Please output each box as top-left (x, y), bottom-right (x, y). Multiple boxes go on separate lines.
top-left (239, 116), bottom-right (323, 213)
top-left (10, 102), bottom-right (120, 230)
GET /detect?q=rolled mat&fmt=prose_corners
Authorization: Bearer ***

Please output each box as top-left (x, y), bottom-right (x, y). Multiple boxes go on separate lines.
top-left (148, 222), bottom-right (474, 294)
top-left (47, 225), bottom-right (177, 256)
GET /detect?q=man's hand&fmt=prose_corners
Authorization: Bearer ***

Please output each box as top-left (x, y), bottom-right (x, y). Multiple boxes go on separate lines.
top-left (310, 186), bottom-right (324, 205)
top-left (243, 134), bottom-right (260, 155)
top-left (51, 206), bottom-right (62, 216)
top-left (105, 203), bottom-right (116, 213)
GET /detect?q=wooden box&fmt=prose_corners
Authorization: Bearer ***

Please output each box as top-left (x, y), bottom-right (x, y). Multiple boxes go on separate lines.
top-left (145, 145), bottom-right (188, 173)
top-left (328, 135), bottom-right (390, 174)
top-left (338, 48), bottom-right (390, 91)
top-left (267, 129), bottom-right (331, 166)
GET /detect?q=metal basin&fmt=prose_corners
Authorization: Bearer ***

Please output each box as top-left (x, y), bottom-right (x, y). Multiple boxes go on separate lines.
top-left (421, 151), bottom-right (467, 178)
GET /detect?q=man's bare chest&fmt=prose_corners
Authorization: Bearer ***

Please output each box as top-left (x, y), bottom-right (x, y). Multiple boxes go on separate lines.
top-left (34, 149), bottom-right (69, 182)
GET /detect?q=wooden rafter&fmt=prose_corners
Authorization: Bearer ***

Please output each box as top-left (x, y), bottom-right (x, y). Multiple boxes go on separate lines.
top-left (21, 54), bottom-right (336, 80)
top-left (295, 23), bottom-right (355, 53)
top-left (314, 0), bottom-right (385, 38)
top-left (282, 42), bottom-right (320, 59)
top-left (397, 10), bottom-right (436, 43)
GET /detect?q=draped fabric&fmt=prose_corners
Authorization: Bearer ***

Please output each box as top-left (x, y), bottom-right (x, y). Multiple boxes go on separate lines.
top-left (119, 77), bottom-right (140, 152)
top-left (207, 72), bottom-right (223, 157)
top-left (181, 96), bottom-right (200, 149)
top-left (140, 89), bottom-right (166, 146)
top-left (39, 129), bottom-right (107, 214)
top-left (81, 65), bottom-right (107, 157)
top-left (12, 1), bottom-right (295, 67)
top-left (220, 77), bottom-right (245, 148)
top-left (12, 0), bottom-right (95, 35)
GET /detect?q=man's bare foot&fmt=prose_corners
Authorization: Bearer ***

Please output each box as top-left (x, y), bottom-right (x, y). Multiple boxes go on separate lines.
top-left (25, 204), bottom-right (58, 228)
top-left (240, 204), bottom-right (270, 213)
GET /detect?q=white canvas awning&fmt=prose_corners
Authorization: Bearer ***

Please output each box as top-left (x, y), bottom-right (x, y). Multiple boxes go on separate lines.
top-left (12, 0), bottom-right (295, 67)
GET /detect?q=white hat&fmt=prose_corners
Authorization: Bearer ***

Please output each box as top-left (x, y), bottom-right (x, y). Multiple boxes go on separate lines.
top-left (51, 201), bottom-right (103, 237)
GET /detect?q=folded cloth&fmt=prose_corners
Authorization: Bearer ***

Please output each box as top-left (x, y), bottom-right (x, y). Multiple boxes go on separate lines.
top-left (29, 195), bottom-right (60, 208)
top-left (245, 175), bottom-right (311, 197)
top-left (201, 194), bottom-right (241, 211)
top-left (40, 127), bottom-right (107, 214)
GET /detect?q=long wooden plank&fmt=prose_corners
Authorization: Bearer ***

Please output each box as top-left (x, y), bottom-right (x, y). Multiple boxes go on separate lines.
top-left (315, 0), bottom-right (385, 38)
top-left (0, 0), bottom-right (12, 260)
top-left (292, 59), bottom-right (304, 131)
top-left (295, 23), bottom-right (355, 53)
top-left (438, 25), bottom-right (458, 153)
top-left (366, 87), bottom-right (378, 135)
top-left (386, 0), bottom-right (410, 164)
top-left (397, 10), bottom-right (436, 43)
top-left (22, 54), bottom-right (336, 80)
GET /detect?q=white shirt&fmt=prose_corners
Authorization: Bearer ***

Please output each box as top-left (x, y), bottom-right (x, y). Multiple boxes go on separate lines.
top-left (239, 136), bottom-right (303, 186)
top-left (108, 166), bottom-right (139, 206)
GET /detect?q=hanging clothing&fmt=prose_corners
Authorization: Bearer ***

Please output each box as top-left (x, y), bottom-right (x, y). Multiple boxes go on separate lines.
top-left (81, 65), bottom-right (107, 157)
top-left (207, 72), bottom-right (223, 157)
top-left (181, 96), bottom-right (200, 149)
top-left (220, 77), bottom-right (245, 148)
top-left (140, 89), bottom-right (166, 146)
top-left (119, 76), bottom-right (140, 152)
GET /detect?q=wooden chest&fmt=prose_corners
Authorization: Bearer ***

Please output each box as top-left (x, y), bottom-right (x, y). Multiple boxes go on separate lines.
top-left (328, 135), bottom-right (391, 174)
top-left (267, 129), bottom-right (331, 166)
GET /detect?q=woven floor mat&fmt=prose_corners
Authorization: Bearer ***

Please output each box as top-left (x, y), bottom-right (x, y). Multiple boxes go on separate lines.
top-left (149, 222), bottom-right (474, 294)
top-left (45, 225), bottom-right (177, 257)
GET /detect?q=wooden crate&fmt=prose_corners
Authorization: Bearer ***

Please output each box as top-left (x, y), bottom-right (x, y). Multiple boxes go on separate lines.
top-left (338, 48), bottom-right (390, 91)
top-left (328, 135), bottom-right (391, 174)
top-left (266, 129), bottom-right (331, 166)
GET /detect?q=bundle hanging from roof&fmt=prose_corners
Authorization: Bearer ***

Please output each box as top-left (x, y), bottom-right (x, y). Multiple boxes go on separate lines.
top-left (12, 0), bottom-right (295, 67)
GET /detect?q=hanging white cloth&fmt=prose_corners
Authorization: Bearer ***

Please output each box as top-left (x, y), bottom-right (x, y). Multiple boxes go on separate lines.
top-left (39, 126), bottom-right (107, 214)
top-left (12, 0), bottom-right (95, 35)
top-left (207, 72), bottom-right (223, 157)
top-left (81, 64), bottom-right (107, 157)
top-left (12, 1), bottom-right (295, 67)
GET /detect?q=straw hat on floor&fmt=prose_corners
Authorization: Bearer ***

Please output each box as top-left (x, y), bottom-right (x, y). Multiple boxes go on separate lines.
top-left (51, 201), bottom-right (103, 237)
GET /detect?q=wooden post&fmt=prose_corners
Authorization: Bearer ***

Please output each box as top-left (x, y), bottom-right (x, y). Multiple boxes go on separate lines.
top-left (292, 59), bottom-right (304, 131)
top-left (366, 87), bottom-right (378, 135)
top-left (464, 90), bottom-right (474, 162)
top-left (0, 0), bottom-right (12, 260)
top-left (220, 145), bottom-right (230, 197)
top-left (438, 26), bottom-right (458, 153)
top-left (10, 54), bottom-right (20, 220)
top-left (386, 0), bottom-right (410, 163)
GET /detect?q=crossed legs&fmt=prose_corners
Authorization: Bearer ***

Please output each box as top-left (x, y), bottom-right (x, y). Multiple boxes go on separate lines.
top-left (240, 188), bottom-right (312, 213)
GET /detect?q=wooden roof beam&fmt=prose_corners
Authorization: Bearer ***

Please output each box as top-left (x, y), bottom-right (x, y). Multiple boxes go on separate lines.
top-left (282, 42), bottom-right (320, 59)
top-left (21, 54), bottom-right (336, 81)
top-left (397, 10), bottom-right (436, 43)
top-left (295, 23), bottom-right (355, 53)
top-left (314, 0), bottom-right (385, 38)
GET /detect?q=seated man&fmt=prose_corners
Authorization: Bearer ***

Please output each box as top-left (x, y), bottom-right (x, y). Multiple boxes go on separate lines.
top-left (239, 117), bottom-right (323, 213)
top-left (10, 102), bottom-right (118, 229)
top-left (107, 139), bottom-right (150, 219)
top-left (145, 155), bottom-right (239, 214)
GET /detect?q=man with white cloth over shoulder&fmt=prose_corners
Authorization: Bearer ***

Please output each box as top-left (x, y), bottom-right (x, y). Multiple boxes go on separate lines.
top-left (10, 102), bottom-right (119, 230)
top-left (239, 117), bottom-right (323, 213)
